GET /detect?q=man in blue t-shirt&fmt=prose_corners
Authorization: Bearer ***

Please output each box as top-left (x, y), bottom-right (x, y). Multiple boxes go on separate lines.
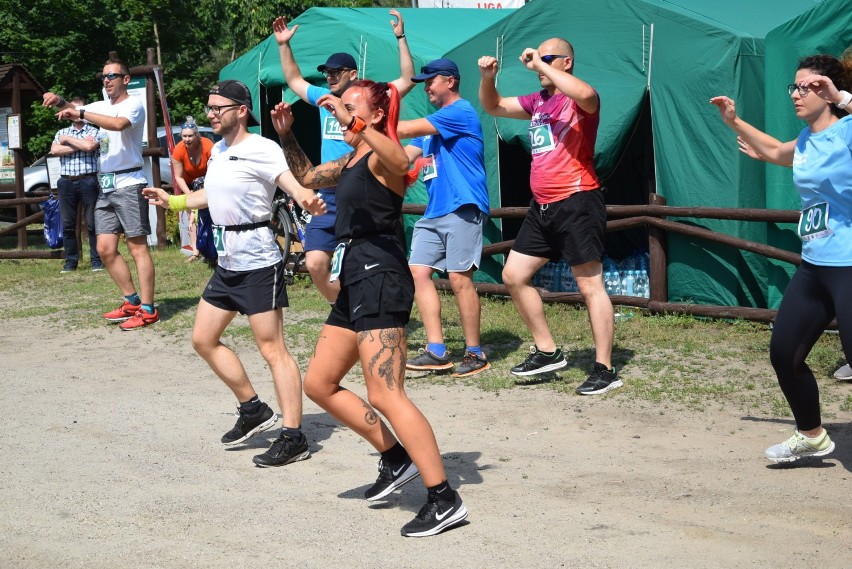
top-left (398, 58), bottom-right (491, 378)
top-left (273, 10), bottom-right (415, 302)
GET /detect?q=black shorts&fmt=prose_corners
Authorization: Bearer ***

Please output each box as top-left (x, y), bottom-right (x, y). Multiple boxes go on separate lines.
top-left (202, 261), bottom-right (288, 316)
top-left (512, 189), bottom-right (606, 265)
top-left (326, 271), bottom-right (413, 332)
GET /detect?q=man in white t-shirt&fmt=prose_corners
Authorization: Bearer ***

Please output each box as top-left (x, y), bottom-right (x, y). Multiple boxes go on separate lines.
top-left (144, 80), bottom-right (326, 468)
top-left (43, 59), bottom-right (158, 330)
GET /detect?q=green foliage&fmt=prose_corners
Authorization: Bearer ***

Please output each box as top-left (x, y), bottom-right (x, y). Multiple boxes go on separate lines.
top-left (1, 0), bottom-right (400, 162)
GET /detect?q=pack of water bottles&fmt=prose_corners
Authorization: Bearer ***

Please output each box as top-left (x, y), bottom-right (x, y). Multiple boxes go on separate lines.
top-left (531, 259), bottom-right (578, 292)
top-left (603, 251), bottom-right (650, 298)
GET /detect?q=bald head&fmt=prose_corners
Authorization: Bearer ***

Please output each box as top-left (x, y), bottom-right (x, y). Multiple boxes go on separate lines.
top-left (538, 38), bottom-right (575, 74)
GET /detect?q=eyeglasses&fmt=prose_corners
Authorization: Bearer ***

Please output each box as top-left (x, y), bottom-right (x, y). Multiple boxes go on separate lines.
top-left (323, 68), bottom-right (350, 80)
top-left (787, 83), bottom-right (811, 97)
top-left (102, 73), bottom-right (127, 81)
top-left (180, 122), bottom-right (197, 130)
top-left (540, 54), bottom-right (570, 64)
top-left (204, 104), bottom-right (241, 115)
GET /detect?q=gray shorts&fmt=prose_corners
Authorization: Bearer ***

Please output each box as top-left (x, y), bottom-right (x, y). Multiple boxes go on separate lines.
top-left (409, 204), bottom-right (486, 272)
top-left (95, 183), bottom-right (151, 238)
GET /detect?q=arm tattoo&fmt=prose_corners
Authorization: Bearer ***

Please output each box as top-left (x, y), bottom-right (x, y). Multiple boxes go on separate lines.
top-left (357, 328), bottom-right (406, 390)
top-left (360, 398), bottom-right (379, 425)
top-left (280, 131), bottom-right (346, 189)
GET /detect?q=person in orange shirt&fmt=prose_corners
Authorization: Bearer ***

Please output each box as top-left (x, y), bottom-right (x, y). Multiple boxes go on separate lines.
top-left (171, 117), bottom-right (214, 261)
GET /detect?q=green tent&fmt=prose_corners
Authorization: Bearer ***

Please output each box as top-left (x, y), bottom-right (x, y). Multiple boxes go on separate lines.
top-left (222, 1), bottom-right (851, 307)
top-left (219, 7), bottom-right (513, 282)
top-left (443, 0), bottom-right (829, 309)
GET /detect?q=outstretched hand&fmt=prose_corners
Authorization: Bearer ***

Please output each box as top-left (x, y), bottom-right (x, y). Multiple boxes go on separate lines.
top-left (298, 190), bottom-right (327, 217)
top-left (737, 136), bottom-right (763, 161)
top-left (143, 187), bottom-right (170, 208)
top-left (389, 9), bottom-right (405, 37)
top-left (272, 16), bottom-right (298, 45)
top-left (709, 96), bottom-right (738, 125)
top-left (270, 102), bottom-right (295, 135)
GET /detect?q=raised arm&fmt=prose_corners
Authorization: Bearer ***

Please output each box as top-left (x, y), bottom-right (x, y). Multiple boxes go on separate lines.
top-left (477, 56), bottom-right (529, 119)
top-left (273, 16), bottom-right (311, 102)
top-left (521, 48), bottom-right (598, 114)
top-left (271, 101), bottom-right (347, 189)
top-left (388, 9), bottom-right (415, 98)
top-left (709, 96), bottom-right (795, 166)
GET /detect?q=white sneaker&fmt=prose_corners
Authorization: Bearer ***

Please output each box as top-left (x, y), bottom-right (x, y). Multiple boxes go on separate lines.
top-left (833, 363), bottom-right (852, 381)
top-left (765, 430), bottom-right (835, 463)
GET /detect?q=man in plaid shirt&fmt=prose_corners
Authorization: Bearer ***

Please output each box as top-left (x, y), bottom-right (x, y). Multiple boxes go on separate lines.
top-left (50, 96), bottom-right (102, 273)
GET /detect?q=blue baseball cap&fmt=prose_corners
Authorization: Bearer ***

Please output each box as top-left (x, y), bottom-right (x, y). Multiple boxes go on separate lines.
top-left (317, 53), bottom-right (358, 72)
top-left (411, 58), bottom-right (460, 83)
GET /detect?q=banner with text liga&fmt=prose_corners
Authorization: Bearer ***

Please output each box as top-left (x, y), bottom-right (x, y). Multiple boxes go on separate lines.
top-left (419, 0), bottom-right (524, 8)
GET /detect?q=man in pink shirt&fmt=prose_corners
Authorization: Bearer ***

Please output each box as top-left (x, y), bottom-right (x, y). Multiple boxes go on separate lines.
top-left (478, 38), bottom-right (620, 395)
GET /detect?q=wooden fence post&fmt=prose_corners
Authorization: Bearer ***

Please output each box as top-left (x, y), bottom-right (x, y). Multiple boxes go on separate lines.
top-left (648, 193), bottom-right (667, 302)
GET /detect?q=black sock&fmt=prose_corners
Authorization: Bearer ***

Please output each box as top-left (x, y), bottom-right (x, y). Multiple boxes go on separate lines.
top-left (282, 426), bottom-right (304, 443)
top-left (239, 395), bottom-right (262, 415)
top-left (381, 442), bottom-right (409, 465)
top-left (427, 480), bottom-right (455, 502)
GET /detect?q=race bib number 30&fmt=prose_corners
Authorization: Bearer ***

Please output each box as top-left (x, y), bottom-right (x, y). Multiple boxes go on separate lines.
top-left (99, 173), bottom-right (116, 193)
top-left (798, 202), bottom-right (833, 242)
top-left (529, 123), bottom-right (556, 155)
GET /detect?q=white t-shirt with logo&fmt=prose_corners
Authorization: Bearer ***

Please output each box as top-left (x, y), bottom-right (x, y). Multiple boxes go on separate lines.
top-left (85, 96), bottom-right (147, 188)
top-left (204, 134), bottom-right (288, 271)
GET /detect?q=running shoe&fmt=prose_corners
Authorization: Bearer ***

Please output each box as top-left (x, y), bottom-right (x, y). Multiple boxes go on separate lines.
top-left (91, 262), bottom-right (104, 272)
top-left (833, 364), bottom-right (852, 381)
top-left (765, 430), bottom-right (835, 463)
top-left (575, 362), bottom-right (623, 395)
top-left (221, 403), bottom-right (278, 446)
top-left (60, 263), bottom-right (77, 274)
top-left (365, 455), bottom-right (420, 501)
top-left (401, 490), bottom-right (468, 537)
top-left (119, 309), bottom-right (160, 330)
top-left (406, 347), bottom-right (453, 372)
top-left (103, 300), bottom-right (141, 322)
top-left (252, 431), bottom-right (311, 467)
top-left (510, 346), bottom-right (567, 376)
top-left (452, 351), bottom-right (491, 377)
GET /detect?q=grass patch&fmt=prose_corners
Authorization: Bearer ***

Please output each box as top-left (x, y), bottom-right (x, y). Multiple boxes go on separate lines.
top-left (1, 246), bottom-right (849, 419)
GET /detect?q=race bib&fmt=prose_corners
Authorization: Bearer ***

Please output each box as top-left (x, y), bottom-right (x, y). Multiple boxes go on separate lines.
top-left (798, 202), bottom-right (833, 241)
top-left (322, 116), bottom-right (344, 141)
top-left (422, 155), bottom-right (437, 181)
top-left (529, 123), bottom-right (556, 155)
top-left (329, 242), bottom-right (346, 283)
top-left (212, 225), bottom-right (226, 254)
top-left (99, 172), bottom-right (116, 193)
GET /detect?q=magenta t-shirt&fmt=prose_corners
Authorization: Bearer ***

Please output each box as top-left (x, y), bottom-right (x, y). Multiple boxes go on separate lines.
top-left (518, 89), bottom-right (600, 204)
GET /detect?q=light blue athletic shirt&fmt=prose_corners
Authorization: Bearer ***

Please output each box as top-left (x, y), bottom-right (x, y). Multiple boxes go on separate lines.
top-left (792, 114), bottom-right (852, 266)
top-left (306, 85), bottom-right (352, 163)
top-left (409, 99), bottom-right (489, 219)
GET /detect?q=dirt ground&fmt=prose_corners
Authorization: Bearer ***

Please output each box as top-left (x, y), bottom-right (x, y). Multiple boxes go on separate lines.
top-left (1, 310), bottom-right (850, 569)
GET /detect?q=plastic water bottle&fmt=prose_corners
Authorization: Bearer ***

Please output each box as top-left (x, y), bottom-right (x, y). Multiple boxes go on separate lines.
top-left (551, 261), bottom-right (563, 292)
top-left (604, 271), bottom-right (617, 295)
top-left (633, 270), bottom-right (647, 298)
top-left (623, 270), bottom-right (635, 296)
top-left (559, 261), bottom-right (577, 292)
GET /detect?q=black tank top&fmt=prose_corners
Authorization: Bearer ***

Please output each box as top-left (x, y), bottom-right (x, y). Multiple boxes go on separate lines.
top-left (335, 151), bottom-right (403, 241)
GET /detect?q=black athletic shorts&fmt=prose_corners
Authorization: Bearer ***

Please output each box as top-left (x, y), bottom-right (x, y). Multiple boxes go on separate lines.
top-left (202, 261), bottom-right (288, 316)
top-left (512, 188), bottom-right (606, 266)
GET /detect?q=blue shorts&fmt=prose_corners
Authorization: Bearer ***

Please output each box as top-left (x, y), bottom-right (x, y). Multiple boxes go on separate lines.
top-left (409, 204), bottom-right (486, 272)
top-left (304, 189), bottom-right (337, 252)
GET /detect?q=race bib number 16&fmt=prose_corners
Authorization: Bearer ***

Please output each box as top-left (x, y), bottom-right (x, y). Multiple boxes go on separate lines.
top-left (529, 123), bottom-right (556, 155)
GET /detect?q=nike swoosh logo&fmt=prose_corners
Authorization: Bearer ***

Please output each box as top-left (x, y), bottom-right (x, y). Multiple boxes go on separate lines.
top-left (435, 507), bottom-right (454, 521)
top-left (353, 304), bottom-right (363, 313)
top-left (364, 263), bottom-right (379, 270)
top-left (392, 464), bottom-right (407, 476)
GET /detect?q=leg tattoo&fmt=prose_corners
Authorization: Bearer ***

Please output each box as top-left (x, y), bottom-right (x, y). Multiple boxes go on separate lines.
top-left (358, 328), bottom-right (406, 390)
top-left (360, 398), bottom-right (378, 425)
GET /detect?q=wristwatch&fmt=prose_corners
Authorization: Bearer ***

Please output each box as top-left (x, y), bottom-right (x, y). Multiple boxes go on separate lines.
top-left (79, 109), bottom-right (86, 120)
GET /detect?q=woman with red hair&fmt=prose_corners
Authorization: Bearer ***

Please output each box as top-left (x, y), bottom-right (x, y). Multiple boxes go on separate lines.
top-left (273, 80), bottom-right (467, 537)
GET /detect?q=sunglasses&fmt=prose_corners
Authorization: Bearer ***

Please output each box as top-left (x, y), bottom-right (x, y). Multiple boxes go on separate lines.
top-left (323, 68), bottom-right (351, 79)
top-left (102, 72), bottom-right (127, 81)
top-left (540, 54), bottom-right (570, 64)
top-left (787, 83), bottom-right (811, 97)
